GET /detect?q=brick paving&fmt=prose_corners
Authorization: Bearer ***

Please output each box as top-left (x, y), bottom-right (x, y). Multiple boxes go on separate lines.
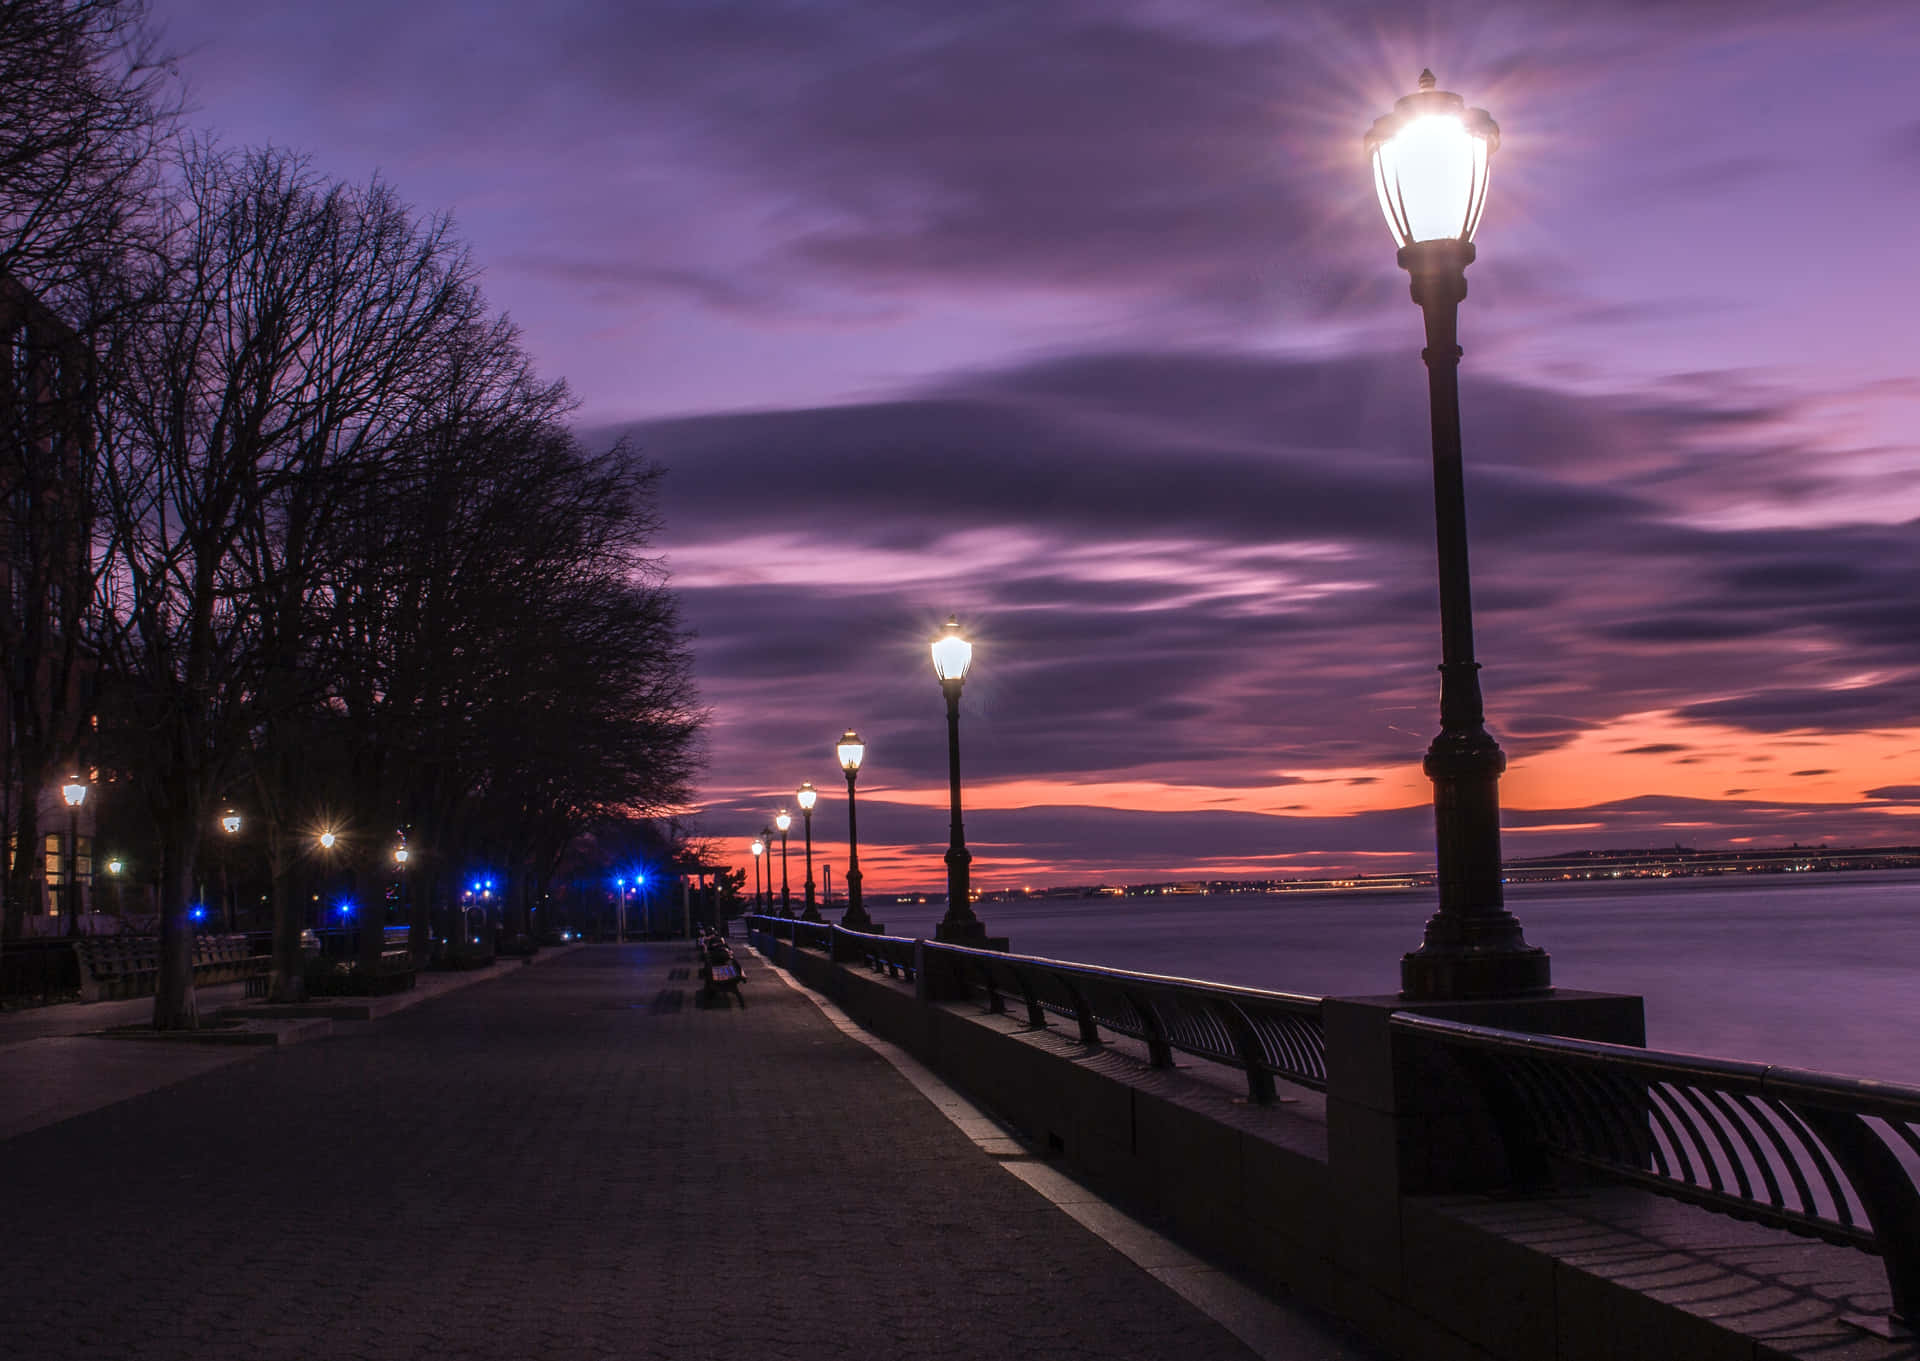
top-left (0, 943), bottom-right (1269, 1361)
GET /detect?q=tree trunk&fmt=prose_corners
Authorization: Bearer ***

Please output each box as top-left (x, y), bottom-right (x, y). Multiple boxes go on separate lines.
top-left (151, 835), bottom-right (199, 1030)
top-left (4, 793), bottom-right (40, 942)
top-left (408, 866), bottom-right (433, 967)
top-left (266, 823), bottom-right (306, 1003)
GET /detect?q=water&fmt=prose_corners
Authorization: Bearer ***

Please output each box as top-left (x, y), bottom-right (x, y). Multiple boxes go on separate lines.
top-left (856, 870), bottom-right (1920, 1085)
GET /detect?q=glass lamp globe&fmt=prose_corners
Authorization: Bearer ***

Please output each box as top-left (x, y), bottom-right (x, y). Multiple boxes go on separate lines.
top-left (796, 782), bottom-right (817, 812)
top-left (318, 830), bottom-right (337, 849)
top-left (836, 729), bottom-right (866, 773)
top-left (931, 615), bottom-right (972, 683)
top-left (61, 779), bottom-right (87, 808)
top-left (1366, 70), bottom-right (1498, 250)
top-left (394, 846), bottom-right (409, 865)
top-left (222, 811), bottom-right (242, 834)
top-left (775, 809), bottom-right (791, 833)
top-left (750, 840), bottom-right (765, 857)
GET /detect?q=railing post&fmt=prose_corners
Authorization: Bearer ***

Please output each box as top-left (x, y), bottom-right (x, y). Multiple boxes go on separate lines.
top-left (1788, 1103), bottom-right (1920, 1328)
top-left (1060, 977), bottom-right (1100, 1046)
top-left (1215, 1001), bottom-right (1277, 1105)
top-left (912, 939), bottom-right (929, 1002)
top-left (1130, 990), bottom-right (1173, 1069)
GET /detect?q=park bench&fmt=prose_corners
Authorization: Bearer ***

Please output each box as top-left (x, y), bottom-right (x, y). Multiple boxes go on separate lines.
top-left (77, 934), bottom-right (272, 1002)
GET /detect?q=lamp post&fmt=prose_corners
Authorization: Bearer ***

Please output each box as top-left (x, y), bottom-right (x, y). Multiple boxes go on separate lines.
top-left (750, 839), bottom-right (765, 914)
top-left (1368, 71), bottom-right (1548, 1001)
top-left (220, 810), bottom-right (241, 932)
top-left (774, 809), bottom-right (791, 915)
top-left (60, 777), bottom-right (87, 937)
top-left (393, 842), bottom-right (409, 946)
top-left (315, 829), bottom-right (338, 942)
top-left (796, 782), bottom-right (819, 921)
top-left (930, 616), bottom-right (986, 943)
top-left (836, 728), bottom-right (878, 933)
top-left (760, 825), bottom-right (774, 911)
top-left (615, 875), bottom-right (628, 942)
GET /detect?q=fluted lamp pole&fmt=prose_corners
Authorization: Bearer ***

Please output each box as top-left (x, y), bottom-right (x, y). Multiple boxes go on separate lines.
top-left (1369, 70), bottom-right (1548, 1001)
top-left (795, 782), bottom-right (820, 921)
top-left (61, 778), bottom-right (87, 938)
top-left (836, 729), bottom-right (879, 933)
top-left (774, 811), bottom-right (791, 914)
top-left (930, 616), bottom-right (989, 944)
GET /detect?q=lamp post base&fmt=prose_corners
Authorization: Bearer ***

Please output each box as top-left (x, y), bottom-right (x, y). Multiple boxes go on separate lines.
top-left (1401, 940), bottom-right (1551, 1001)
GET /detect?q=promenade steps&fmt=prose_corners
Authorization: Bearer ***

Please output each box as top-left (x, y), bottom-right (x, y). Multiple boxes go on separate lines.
top-left (751, 926), bottom-right (1916, 1361)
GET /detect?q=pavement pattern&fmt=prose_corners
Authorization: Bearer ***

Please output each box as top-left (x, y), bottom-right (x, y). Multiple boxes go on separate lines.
top-left (0, 944), bottom-right (1280, 1361)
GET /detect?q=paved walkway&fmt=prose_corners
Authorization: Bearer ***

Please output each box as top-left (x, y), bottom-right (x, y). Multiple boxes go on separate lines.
top-left (0, 943), bottom-right (1371, 1361)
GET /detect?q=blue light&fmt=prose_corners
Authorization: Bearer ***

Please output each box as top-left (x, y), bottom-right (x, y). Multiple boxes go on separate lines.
top-left (336, 901), bottom-right (355, 918)
top-left (634, 872), bottom-right (646, 886)
top-left (615, 877), bottom-right (626, 889)
top-left (189, 905), bottom-right (207, 922)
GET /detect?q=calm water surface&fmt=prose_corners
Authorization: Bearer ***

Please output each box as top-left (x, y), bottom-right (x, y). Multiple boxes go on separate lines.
top-left (861, 870), bottom-right (1920, 1085)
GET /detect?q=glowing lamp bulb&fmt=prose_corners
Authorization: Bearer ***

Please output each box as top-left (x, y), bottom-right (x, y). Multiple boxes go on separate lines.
top-left (61, 779), bottom-right (87, 808)
top-left (1365, 70), bottom-right (1498, 249)
top-left (750, 840), bottom-right (764, 857)
top-left (318, 830), bottom-right (337, 849)
top-left (775, 810), bottom-right (791, 833)
top-left (796, 782), bottom-right (816, 812)
top-left (222, 812), bottom-right (241, 835)
top-left (931, 616), bottom-right (972, 683)
top-left (836, 729), bottom-right (865, 774)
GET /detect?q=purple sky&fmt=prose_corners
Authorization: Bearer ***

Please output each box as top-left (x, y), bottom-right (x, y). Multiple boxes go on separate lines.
top-left (156, 0), bottom-right (1920, 890)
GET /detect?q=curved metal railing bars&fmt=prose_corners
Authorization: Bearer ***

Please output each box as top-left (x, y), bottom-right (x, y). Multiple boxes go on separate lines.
top-left (1393, 1013), bottom-right (1920, 1328)
top-left (920, 940), bottom-right (1326, 1102)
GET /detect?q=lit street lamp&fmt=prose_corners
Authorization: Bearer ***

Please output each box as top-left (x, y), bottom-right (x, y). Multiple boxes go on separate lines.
top-left (796, 782), bottom-right (819, 921)
top-left (1368, 70), bottom-right (1548, 1000)
top-left (60, 777), bottom-right (87, 937)
top-left (774, 809), bottom-right (792, 915)
top-left (836, 728), bottom-right (878, 933)
top-left (750, 838), bottom-right (766, 913)
top-left (930, 616), bottom-right (987, 944)
top-left (220, 809), bottom-right (242, 932)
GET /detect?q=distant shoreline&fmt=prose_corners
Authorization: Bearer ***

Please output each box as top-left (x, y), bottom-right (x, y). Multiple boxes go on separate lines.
top-left (874, 842), bottom-right (1920, 906)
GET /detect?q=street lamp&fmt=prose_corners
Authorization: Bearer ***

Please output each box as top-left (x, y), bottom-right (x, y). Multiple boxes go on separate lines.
top-left (796, 782), bottom-right (819, 921)
top-left (60, 777), bottom-right (87, 937)
top-left (219, 809), bottom-right (242, 932)
top-left (318, 829), bottom-right (337, 850)
top-left (1368, 70), bottom-right (1548, 1001)
top-left (773, 809), bottom-right (792, 914)
top-left (930, 616), bottom-right (986, 943)
top-left (615, 875), bottom-right (629, 942)
top-left (749, 838), bottom-right (765, 914)
top-left (836, 728), bottom-right (877, 933)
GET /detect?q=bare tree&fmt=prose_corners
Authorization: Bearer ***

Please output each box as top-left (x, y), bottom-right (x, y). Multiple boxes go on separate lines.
top-left (0, 0), bottom-right (174, 936)
top-left (96, 145), bottom-right (485, 1025)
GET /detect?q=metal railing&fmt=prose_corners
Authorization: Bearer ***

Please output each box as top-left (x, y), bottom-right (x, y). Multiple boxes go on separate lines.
top-left (1395, 1013), bottom-right (1920, 1326)
top-left (744, 915), bottom-right (1325, 1104)
top-left (923, 939), bottom-right (1325, 1103)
